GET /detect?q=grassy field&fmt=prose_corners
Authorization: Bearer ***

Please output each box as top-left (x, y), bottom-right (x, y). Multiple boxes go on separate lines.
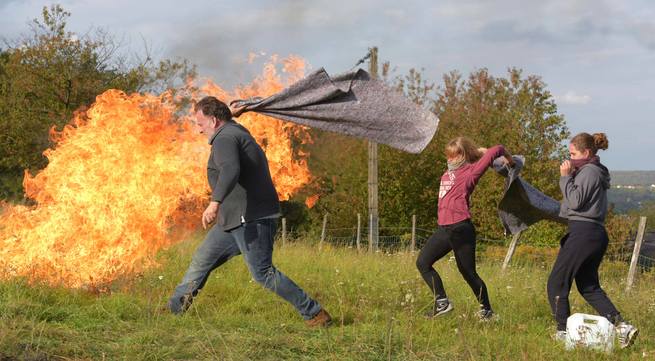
top-left (1, 234), bottom-right (653, 360)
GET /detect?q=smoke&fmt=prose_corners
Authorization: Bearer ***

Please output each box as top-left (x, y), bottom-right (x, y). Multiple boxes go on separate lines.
top-left (166, 1), bottom-right (320, 87)
top-left (164, 0), bottom-right (394, 87)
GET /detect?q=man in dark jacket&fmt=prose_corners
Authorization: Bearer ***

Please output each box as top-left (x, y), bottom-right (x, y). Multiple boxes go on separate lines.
top-left (167, 96), bottom-right (331, 327)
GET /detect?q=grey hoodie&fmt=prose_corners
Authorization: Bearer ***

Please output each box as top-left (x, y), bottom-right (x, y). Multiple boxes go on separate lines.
top-left (559, 163), bottom-right (611, 225)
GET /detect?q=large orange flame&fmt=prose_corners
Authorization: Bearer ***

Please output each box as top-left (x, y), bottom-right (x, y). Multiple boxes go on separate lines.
top-left (195, 55), bottom-right (312, 200)
top-left (0, 56), bottom-right (312, 288)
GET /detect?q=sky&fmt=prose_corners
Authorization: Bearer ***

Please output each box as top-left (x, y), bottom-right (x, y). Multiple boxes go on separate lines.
top-left (1, 0), bottom-right (654, 170)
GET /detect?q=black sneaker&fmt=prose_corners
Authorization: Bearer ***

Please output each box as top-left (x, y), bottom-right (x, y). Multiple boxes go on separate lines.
top-left (425, 298), bottom-right (453, 318)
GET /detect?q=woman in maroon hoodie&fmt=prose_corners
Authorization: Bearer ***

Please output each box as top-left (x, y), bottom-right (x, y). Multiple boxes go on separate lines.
top-left (416, 137), bottom-right (513, 319)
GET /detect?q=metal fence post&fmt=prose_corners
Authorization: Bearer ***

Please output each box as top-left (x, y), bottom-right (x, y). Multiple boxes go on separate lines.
top-left (281, 217), bottom-right (287, 247)
top-left (368, 213), bottom-right (374, 253)
top-left (356, 213), bottom-right (362, 252)
top-left (411, 214), bottom-right (416, 253)
top-left (320, 213), bottom-right (328, 250)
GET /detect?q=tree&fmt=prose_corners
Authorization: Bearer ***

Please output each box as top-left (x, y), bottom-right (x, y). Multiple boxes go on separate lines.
top-left (432, 68), bottom-right (570, 239)
top-left (293, 129), bottom-right (368, 234)
top-left (0, 5), bottom-right (195, 200)
top-left (305, 66), bottom-right (570, 242)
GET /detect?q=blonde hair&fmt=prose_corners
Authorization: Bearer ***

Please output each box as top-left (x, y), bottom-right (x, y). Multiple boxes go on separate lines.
top-left (445, 137), bottom-right (483, 163)
top-left (571, 132), bottom-right (609, 155)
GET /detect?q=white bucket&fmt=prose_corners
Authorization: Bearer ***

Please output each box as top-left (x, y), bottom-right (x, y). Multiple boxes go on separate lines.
top-left (565, 313), bottom-right (616, 352)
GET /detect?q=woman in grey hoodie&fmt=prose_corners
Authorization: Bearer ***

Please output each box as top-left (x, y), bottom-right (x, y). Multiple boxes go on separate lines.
top-left (548, 132), bottom-right (638, 348)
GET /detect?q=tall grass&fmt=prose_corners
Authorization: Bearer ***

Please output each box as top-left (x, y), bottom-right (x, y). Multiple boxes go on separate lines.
top-left (1, 234), bottom-right (653, 360)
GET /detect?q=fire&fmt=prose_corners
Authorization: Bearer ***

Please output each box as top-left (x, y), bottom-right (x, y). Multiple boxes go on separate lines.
top-left (305, 194), bottom-right (320, 209)
top-left (195, 55), bottom-right (311, 200)
top-left (0, 56), bottom-right (313, 288)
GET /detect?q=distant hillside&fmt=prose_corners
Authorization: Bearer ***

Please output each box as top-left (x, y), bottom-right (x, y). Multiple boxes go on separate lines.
top-left (610, 171), bottom-right (655, 186)
top-left (608, 171), bottom-right (655, 212)
top-left (608, 188), bottom-right (655, 213)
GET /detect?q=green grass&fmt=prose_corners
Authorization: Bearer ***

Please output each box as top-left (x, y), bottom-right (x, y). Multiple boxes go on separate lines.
top-left (1, 235), bottom-right (654, 360)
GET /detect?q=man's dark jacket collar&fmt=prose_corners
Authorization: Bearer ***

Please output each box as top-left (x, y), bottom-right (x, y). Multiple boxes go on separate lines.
top-left (208, 120), bottom-right (236, 145)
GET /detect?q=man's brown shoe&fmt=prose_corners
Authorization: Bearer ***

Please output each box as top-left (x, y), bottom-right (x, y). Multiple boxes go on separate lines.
top-left (305, 309), bottom-right (332, 328)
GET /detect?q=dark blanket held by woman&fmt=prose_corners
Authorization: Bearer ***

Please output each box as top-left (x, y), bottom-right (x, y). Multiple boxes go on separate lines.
top-left (493, 156), bottom-right (568, 235)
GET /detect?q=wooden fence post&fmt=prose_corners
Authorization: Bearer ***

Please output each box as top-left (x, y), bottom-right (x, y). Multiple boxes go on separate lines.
top-left (502, 232), bottom-right (522, 271)
top-left (281, 217), bottom-right (287, 247)
top-left (626, 216), bottom-right (647, 291)
top-left (320, 213), bottom-right (328, 250)
top-left (367, 46), bottom-right (380, 253)
top-left (411, 214), bottom-right (417, 253)
top-left (356, 213), bottom-right (362, 252)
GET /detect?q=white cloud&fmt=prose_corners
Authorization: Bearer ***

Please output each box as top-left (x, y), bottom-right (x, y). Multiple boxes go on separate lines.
top-left (555, 91), bottom-right (592, 105)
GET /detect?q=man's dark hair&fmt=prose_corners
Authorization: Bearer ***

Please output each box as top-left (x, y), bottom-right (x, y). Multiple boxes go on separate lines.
top-left (194, 96), bottom-right (232, 121)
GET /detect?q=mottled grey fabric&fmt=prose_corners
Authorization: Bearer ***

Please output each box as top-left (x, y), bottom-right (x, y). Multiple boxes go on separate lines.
top-left (493, 156), bottom-right (567, 235)
top-left (232, 68), bottom-right (439, 154)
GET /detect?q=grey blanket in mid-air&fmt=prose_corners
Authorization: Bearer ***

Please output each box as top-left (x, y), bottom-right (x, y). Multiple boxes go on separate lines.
top-left (493, 156), bottom-right (568, 235)
top-left (232, 68), bottom-right (440, 154)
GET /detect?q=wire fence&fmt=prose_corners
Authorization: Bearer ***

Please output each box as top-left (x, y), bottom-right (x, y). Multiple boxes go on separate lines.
top-left (606, 242), bottom-right (655, 273)
top-left (278, 224), bottom-right (655, 277)
top-left (318, 227), bottom-right (523, 250)
top-left (316, 226), bottom-right (435, 251)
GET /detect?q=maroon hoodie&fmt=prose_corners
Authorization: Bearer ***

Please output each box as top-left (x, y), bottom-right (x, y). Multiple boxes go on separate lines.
top-left (437, 145), bottom-right (507, 226)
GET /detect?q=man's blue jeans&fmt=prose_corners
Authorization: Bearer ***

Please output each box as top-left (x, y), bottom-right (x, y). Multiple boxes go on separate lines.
top-left (168, 218), bottom-right (322, 320)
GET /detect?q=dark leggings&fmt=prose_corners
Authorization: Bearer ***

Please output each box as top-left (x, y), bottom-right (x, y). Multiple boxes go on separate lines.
top-left (547, 221), bottom-right (621, 331)
top-left (416, 220), bottom-right (491, 309)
